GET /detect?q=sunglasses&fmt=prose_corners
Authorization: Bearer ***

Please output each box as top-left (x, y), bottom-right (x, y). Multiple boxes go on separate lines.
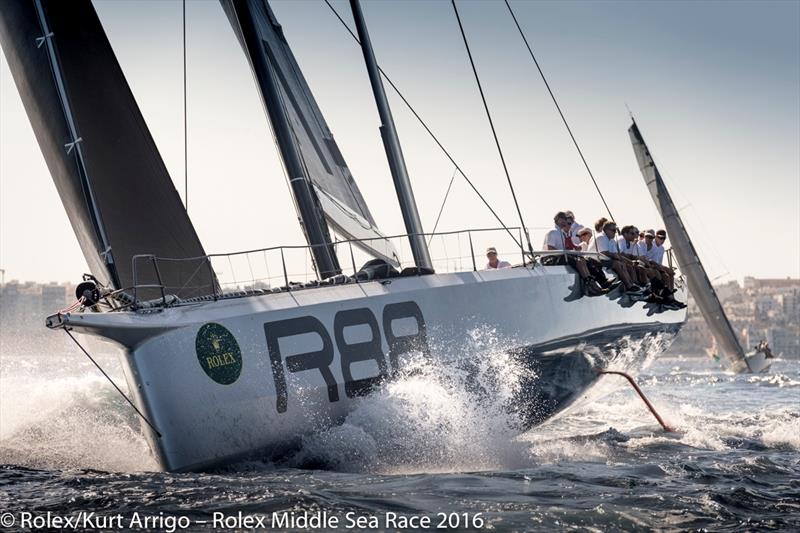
top-left (645, 235), bottom-right (654, 239)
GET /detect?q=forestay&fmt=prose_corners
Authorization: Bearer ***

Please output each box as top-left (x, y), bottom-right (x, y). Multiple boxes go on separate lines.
top-left (0, 0), bottom-right (214, 299)
top-left (629, 120), bottom-right (748, 373)
top-left (221, 0), bottom-right (400, 271)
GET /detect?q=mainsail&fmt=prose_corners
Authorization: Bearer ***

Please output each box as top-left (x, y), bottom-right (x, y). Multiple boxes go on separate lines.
top-left (0, 0), bottom-right (214, 299)
top-left (220, 0), bottom-right (400, 277)
top-left (629, 120), bottom-right (748, 373)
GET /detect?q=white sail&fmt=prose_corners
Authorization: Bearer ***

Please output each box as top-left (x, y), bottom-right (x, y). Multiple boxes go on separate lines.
top-left (629, 120), bottom-right (749, 373)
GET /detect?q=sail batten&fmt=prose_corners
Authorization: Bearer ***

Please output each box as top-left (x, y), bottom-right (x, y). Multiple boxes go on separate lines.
top-left (221, 0), bottom-right (399, 273)
top-left (629, 120), bottom-right (748, 372)
top-left (0, 0), bottom-right (214, 299)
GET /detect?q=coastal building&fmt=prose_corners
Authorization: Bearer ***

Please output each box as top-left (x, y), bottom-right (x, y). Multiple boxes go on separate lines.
top-left (668, 277), bottom-right (799, 358)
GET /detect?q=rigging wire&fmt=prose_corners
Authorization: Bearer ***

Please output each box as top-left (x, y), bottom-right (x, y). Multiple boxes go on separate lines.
top-left (183, 0), bottom-right (188, 212)
top-left (321, 0), bottom-right (521, 250)
top-left (450, 0), bottom-right (534, 257)
top-left (503, 0), bottom-right (614, 221)
top-left (64, 328), bottom-right (162, 438)
top-left (427, 166), bottom-right (458, 247)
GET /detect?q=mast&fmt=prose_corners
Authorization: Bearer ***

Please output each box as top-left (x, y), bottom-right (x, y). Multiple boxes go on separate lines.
top-left (350, 0), bottom-right (432, 270)
top-left (224, 0), bottom-right (341, 279)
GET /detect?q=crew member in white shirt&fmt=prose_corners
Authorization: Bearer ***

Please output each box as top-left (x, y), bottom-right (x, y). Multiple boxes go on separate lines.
top-left (594, 221), bottom-right (645, 294)
top-left (639, 229), bottom-right (657, 259)
top-left (485, 247), bottom-right (511, 269)
top-left (638, 228), bottom-right (675, 294)
top-left (652, 229), bottom-right (667, 265)
top-left (616, 225), bottom-right (643, 258)
top-left (543, 212), bottom-right (605, 296)
top-left (618, 225), bottom-right (661, 287)
top-left (543, 211), bottom-right (571, 250)
top-left (577, 227), bottom-right (593, 251)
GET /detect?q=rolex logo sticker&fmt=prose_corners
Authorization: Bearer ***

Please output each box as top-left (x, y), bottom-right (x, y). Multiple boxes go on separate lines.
top-left (196, 323), bottom-right (242, 385)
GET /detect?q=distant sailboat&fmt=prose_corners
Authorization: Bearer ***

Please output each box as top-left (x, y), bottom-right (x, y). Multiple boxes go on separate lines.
top-left (629, 119), bottom-right (773, 373)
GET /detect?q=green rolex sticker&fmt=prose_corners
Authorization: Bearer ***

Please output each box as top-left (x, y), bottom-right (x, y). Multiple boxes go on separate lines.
top-left (196, 323), bottom-right (242, 385)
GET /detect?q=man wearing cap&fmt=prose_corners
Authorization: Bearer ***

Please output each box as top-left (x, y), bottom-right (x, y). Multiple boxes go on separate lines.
top-left (639, 229), bottom-right (657, 260)
top-left (485, 247), bottom-right (511, 269)
top-left (577, 226), bottom-right (594, 251)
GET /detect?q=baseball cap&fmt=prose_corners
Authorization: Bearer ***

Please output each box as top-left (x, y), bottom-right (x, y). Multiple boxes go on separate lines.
top-left (486, 247), bottom-right (498, 254)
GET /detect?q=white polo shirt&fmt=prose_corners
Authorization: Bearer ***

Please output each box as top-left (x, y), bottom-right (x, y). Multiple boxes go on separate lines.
top-left (593, 233), bottom-right (620, 254)
top-left (650, 243), bottom-right (665, 264)
top-left (485, 260), bottom-right (512, 269)
top-left (639, 241), bottom-right (655, 259)
top-left (543, 227), bottom-right (567, 250)
top-left (617, 236), bottom-right (641, 256)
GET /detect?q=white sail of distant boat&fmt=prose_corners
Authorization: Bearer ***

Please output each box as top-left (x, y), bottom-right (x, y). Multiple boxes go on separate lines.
top-left (629, 119), bottom-right (773, 373)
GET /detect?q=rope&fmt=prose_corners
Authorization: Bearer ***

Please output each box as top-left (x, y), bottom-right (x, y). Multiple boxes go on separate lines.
top-left (58, 296), bottom-right (85, 315)
top-left (504, 0), bottom-right (614, 221)
top-left (64, 328), bottom-right (162, 438)
top-left (451, 0), bottom-right (534, 258)
top-left (427, 166), bottom-right (458, 247)
top-left (183, 0), bottom-right (188, 212)
top-left (322, 0), bottom-right (521, 250)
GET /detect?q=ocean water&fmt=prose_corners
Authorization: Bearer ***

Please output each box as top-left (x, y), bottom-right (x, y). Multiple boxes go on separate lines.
top-left (0, 337), bottom-right (798, 532)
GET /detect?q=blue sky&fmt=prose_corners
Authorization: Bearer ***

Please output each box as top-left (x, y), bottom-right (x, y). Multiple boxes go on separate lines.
top-left (1, 0), bottom-right (798, 283)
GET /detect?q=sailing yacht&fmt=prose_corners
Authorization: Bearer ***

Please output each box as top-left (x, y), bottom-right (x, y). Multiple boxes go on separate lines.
top-left (630, 120), bottom-right (773, 374)
top-left (2, 0), bottom-right (686, 472)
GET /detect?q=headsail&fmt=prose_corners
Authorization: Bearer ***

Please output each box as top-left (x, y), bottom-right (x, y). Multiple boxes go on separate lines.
top-left (220, 0), bottom-right (400, 276)
top-left (0, 0), bottom-right (214, 299)
top-left (629, 120), bottom-right (748, 373)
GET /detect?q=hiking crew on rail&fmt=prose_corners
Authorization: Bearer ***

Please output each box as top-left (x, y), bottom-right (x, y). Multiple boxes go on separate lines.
top-left (539, 210), bottom-right (685, 309)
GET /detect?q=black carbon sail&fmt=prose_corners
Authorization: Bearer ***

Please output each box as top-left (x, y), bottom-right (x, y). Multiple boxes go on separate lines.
top-left (0, 0), bottom-right (213, 299)
top-left (629, 120), bottom-right (749, 373)
top-left (221, 0), bottom-right (400, 277)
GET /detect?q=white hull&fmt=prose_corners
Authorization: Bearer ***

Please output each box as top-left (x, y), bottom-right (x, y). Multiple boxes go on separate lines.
top-left (54, 265), bottom-right (686, 471)
top-left (744, 351), bottom-right (773, 374)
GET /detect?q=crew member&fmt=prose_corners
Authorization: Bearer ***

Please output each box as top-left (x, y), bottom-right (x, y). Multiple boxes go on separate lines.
top-left (485, 247), bottom-right (511, 269)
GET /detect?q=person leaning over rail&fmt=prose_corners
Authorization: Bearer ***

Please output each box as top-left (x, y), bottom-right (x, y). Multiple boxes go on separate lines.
top-left (639, 229), bottom-right (681, 306)
top-left (542, 211), bottom-right (606, 296)
top-left (592, 221), bottom-right (647, 296)
top-left (618, 226), bottom-right (684, 308)
top-left (617, 225), bottom-right (657, 288)
top-left (484, 247), bottom-right (511, 269)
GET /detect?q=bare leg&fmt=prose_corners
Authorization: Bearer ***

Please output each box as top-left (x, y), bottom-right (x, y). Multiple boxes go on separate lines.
top-left (612, 260), bottom-right (635, 289)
